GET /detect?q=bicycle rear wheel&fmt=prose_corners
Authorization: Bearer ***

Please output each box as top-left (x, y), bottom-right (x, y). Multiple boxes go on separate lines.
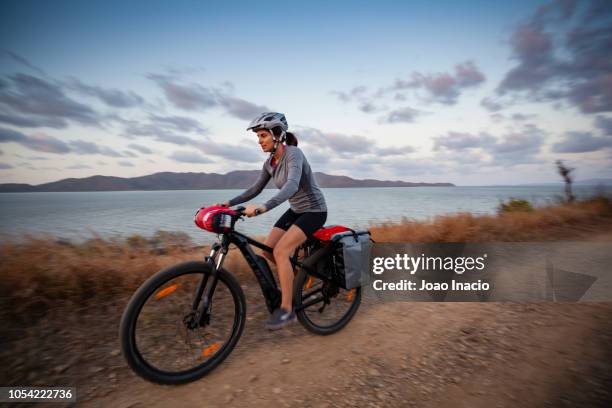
top-left (293, 266), bottom-right (361, 335)
top-left (119, 261), bottom-right (245, 384)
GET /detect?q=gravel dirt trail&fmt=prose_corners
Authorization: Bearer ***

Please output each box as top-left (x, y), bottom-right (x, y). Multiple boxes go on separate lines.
top-left (83, 300), bottom-right (612, 408)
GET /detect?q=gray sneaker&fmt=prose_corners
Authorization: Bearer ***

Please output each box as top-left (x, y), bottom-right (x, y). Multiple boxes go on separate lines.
top-left (266, 307), bottom-right (296, 331)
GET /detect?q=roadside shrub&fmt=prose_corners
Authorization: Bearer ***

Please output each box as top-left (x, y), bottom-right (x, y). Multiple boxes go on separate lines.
top-left (497, 198), bottom-right (533, 214)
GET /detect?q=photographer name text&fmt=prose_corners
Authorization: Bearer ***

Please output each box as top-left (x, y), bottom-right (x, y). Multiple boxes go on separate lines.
top-left (371, 253), bottom-right (491, 292)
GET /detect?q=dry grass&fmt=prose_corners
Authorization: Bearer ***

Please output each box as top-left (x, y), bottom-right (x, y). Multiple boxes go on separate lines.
top-left (1, 197), bottom-right (611, 324)
top-left (370, 196), bottom-right (612, 242)
top-left (0, 229), bottom-right (259, 324)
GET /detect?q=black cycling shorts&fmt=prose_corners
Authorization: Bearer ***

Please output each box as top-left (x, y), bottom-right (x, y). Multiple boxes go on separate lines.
top-left (273, 208), bottom-right (327, 237)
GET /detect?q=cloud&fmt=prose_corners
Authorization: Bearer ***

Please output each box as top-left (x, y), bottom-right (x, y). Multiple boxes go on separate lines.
top-left (295, 126), bottom-right (416, 159)
top-left (335, 61), bottom-right (485, 113)
top-left (480, 97), bottom-right (504, 112)
top-left (0, 127), bottom-right (131, 157)
top-left (488, 124), bottom-right (546, 164)
top-left (436, 149), bottom-right (490, 167)
top-left (297, 127), bottom-right (372, 154)
top-left (331, 86), bottom-right (368, 103)
top-left (380, 107), bottom-right (422, 123)
top-left (148, 74), bottom-right (217, 110)
top-left (0, 127), bottom-right (27, 143)
top-left (149, 75), bottom-right (270, 120)
top-left (3, 51), bottom-right (46, 76)
top-left (495, 0), bottom-right (612, 114)
top-left (373, 145), bottom-right (416, 156)
top-left (376, 156), bottom-right (449, 176)
top-left (21, 133), bottom-right (72, 154)
top-left (358, 102), bottom-right (383, 113)
top-left (432, 125), bottom-right (546, 167)
top-left (217, 95), bottom-right (270, 120)
top-left (159, 65), bottom-right (207, 79)
top-left (498, 25), bottom-right (556, 92)
top-left (65, 78), bottom-right (144, 108)
top-left (159, 134), bottom-right (201, 146)
top-left (65, 164), bottom-right (93, 169)
top-left (122, 118), bottom-right (260, 162)
top-left (197, 141), bottom-right (262, 162)
top-left (121, 116), bottom-right (207, 152)
top-left (433, 132), bottom-right (497, 151)
top-left (118, 160), bottom-right (134, 167)
top-left (0, 162), bottom-right (13, 169)
top-left (454, 61), bottom-right (487, 87)
top-left (148, 114), bottom-right (206, 133)
top-left (0, 127), bottom-right (71, 153)
top-left (0, 112), bottom-right (68, 128)
top-left (169, 150), bottom-right (215, 164)
top-left (332, 86), bottom-right (372, 110)
top-left (331, 86), bottom-right (387, 114)
top-left (595, 116), bottom-right (612, 135)
top-left (127, 143), bottom-right (153, 154)
top-left (69, 140), bottom-right (123, 157)
top-left (490, 113), bottom-right (505, 123)
top-left (389, 61), bottom-right (485, 105)
top-left (122, 121), bottom-right (201, 145)
top-left (511, 113), bottom-right (537, 121)
top-left (300, 146), bottom-right (331, 166)
top-left (0, 73), bottom-right (100, 126)
top-left (552, 131), bottom-right (612, 153)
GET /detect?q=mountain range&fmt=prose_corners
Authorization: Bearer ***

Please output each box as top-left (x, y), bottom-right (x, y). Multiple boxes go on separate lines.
top-left (0, 171), bottom-right (454, 192)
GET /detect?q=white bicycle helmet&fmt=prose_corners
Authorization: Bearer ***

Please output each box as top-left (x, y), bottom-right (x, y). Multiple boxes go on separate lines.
top-left (247, 112), bottom-right (289, 153)
top-left (247, 112), bottom-right (287, 131)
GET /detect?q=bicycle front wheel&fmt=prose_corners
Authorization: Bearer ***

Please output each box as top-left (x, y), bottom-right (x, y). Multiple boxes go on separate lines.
top-left (119, 261), bottom-right (245, 384)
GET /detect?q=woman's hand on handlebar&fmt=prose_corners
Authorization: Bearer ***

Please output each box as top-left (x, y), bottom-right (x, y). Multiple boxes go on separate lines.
top-left (244, 204), bottom-right (266, 217)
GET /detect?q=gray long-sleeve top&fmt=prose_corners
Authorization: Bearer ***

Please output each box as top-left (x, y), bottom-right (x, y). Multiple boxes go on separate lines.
top-left (228, 146), bottom-right (327, 213)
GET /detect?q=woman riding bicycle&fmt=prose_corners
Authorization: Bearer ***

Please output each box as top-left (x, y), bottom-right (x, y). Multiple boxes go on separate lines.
top-left (219, 112), bottom-right (327, 330)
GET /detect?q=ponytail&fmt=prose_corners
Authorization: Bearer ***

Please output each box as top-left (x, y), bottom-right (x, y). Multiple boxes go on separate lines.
top-left (271, 126), bottom-right (298, 146)
top-left (285, 132), bottom-right (298, 146)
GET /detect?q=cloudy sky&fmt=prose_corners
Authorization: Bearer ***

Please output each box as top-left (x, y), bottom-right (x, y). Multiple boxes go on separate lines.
top-left (0, 0), bottom-right (611, 186)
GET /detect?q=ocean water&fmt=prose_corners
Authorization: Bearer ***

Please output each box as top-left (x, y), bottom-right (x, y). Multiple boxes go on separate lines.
top-left (0, 185), bottom-right (605, 244)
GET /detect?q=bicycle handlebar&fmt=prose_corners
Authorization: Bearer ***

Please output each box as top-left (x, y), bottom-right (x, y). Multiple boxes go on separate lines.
top-left (232, 206), bottom-right (262, 218)
top-left (234, 206), bottom-right (246, 216)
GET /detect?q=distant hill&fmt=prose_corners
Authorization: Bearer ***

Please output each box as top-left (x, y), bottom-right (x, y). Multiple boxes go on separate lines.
top-left (0, 171), bottom-right (454, 192)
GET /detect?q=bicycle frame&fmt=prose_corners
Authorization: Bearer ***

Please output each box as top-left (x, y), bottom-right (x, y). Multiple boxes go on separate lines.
top-left (195, 229), bottom-right (333, 327)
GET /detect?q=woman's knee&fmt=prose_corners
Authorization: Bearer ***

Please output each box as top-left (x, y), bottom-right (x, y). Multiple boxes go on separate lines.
top-left (273, 244), bottom-right (291, 261)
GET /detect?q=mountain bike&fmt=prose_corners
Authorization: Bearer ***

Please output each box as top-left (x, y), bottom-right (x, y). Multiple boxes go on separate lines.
top-left (119, 206), bottom-right (363, 384)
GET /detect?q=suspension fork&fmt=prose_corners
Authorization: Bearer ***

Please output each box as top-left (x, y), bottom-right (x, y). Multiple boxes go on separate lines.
top-left (188, 242), bottom-right (218, 311)
top-left (196, 240), bottom-right (228, 327)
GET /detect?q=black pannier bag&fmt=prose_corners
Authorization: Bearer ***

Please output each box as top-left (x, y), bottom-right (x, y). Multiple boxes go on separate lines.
top-left (332, 230), bottom-right (372, 289)
top-left (304, 229), bottom-right (372, 290)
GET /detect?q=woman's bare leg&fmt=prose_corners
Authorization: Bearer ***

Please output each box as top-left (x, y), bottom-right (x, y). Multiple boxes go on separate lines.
top-left (273, 225), bottom-right (307, 311)
top-left (263, 227), bottom-right (286, 265)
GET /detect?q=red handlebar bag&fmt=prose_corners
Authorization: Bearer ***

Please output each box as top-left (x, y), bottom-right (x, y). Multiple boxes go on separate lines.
top-left (194, 206), bottom-right (237, 233)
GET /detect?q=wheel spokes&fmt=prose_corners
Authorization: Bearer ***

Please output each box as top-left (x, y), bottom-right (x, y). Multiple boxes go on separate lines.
top-left (134, 273), bottom-right (236, 373)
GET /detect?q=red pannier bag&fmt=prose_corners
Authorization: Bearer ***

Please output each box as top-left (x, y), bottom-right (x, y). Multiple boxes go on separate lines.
top-left (312, 225), bottom-right (352, 241)
top-left (194, 206), bottom-right (237, 233)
